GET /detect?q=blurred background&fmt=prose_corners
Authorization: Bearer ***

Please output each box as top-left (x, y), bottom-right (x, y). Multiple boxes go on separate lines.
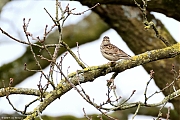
top-left (0, 0), bottom-right (179, 120)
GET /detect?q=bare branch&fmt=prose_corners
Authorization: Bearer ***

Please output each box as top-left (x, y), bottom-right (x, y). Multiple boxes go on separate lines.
top-left (132, 103), bottom-right (141, 120)
top-left (0, 87), bottom-right (49, 97)
top-left (133, 0), bottom-right (171, 47)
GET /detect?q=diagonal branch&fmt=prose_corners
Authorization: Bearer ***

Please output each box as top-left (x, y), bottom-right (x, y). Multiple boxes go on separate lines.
top-left (25, 42), bottom-right (180, 119)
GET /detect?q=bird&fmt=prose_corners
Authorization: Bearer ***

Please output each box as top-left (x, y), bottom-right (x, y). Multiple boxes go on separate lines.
top-left (100, 36), bottom-right (131, 61)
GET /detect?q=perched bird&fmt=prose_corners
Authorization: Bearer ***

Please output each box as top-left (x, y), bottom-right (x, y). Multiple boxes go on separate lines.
top-left (100, 36), bottom-right (131, 61)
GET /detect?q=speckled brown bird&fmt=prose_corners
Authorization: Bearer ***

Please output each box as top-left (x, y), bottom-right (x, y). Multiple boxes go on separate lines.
top-left (100, 36), bottom-right (131, 61)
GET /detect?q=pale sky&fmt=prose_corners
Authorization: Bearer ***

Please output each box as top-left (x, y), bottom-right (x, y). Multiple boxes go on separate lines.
top-left (0, 1), bottom-right (179, 120)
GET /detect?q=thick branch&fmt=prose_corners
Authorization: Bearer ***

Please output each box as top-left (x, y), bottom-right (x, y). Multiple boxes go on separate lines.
top-left (78, 0), bottom-right (180, 22)
top-left (78, 3), bottom-right (180, 114)
top-left (25, 43), bottom-right (180, 119)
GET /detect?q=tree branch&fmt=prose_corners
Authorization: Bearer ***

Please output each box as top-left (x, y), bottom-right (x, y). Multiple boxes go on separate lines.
top-left (0, 87), bottom-right (49, 97)
top-left (77, 3), bottom-right (180, 114)
top-left (78, 0), bottom-right (180, 22)
top-left (25, 42), bottom-right (180, 119)
top-left (0, 12), bottom-right (109, 88)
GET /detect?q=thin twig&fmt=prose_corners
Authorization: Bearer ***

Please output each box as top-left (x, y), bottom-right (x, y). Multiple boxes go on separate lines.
top-left (133, 0), bottom-right (171, 47)
top-left (0, 27), bottom-right (43, 48)
top-left (76, 42), bottom-right (88, 67)
top-left (83, 108), bottom-right (92, 120)
top-left (119, 90), bottom-right (136, 106)
top-left (61, 41), bottom-right (86, 68)
top-left (23, 98), bottom-right (40, 114)
top-left (71, 3), bottom-right (100, 15)
top-left (6, 95), bottom-right (33, 115)
top-left (166, 107), bottom-right (171, 120)
top-left (144, 70), bottom-right (154, 104)
top-left (23, 18), bottom-right (55, 89)
top-left (132, 103), bottom-right (141, 120)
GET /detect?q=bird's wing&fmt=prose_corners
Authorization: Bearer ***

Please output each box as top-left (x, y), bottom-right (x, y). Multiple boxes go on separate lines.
top-left (103, 44), bottom-right (131, 58)
top-left (116, 48), bottom-right (131, 57)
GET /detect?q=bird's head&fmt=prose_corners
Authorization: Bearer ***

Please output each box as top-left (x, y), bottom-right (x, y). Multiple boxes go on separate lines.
top-left (102, 36), bottom-right (110, 45)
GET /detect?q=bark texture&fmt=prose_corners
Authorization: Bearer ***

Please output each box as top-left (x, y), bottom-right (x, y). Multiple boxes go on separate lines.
top-left (79, 1), bottom-right (180, 117)
top-left (79, 0), bottom-right (180, 21)
top-left (0, 0), bottom-right (180, 119)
